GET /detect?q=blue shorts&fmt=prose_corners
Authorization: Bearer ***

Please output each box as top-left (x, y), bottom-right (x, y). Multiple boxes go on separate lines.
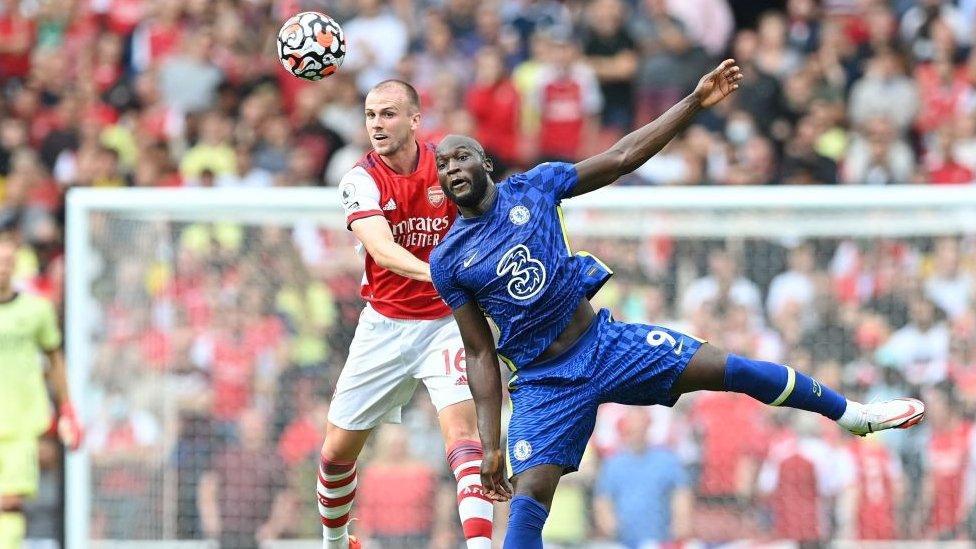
top-left (506, 308), bottom-right (702, 477)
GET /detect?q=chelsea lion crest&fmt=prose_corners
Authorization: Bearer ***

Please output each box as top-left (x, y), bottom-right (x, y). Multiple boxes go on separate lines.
top-left (509, 205), bottom-right (530, 225)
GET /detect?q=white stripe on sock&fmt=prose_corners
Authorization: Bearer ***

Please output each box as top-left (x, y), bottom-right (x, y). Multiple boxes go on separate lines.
top-left (317, 476), bottom-right (358, 499)
top-left (453, 459), bottom-right (481, 479)
top-left (457, 474), bottom-right (482, 493)
top-left (318, 501), bottom-right (353, 520)
top-left (459, 497), bottom-right (494, 521)
top-left (465, 537), bottom-right (492, 549)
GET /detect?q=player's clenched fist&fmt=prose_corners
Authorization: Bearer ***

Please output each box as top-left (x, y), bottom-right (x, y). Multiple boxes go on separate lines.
top-left (480, 448), bottom-right (512, 502)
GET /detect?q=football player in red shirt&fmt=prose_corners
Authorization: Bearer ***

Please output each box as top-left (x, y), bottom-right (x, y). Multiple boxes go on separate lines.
top-left (315, 80), bottom-right (493, 549)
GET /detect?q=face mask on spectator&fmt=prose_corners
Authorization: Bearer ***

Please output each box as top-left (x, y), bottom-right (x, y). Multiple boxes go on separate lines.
top-left (726, 119), bottom-right (754, 145)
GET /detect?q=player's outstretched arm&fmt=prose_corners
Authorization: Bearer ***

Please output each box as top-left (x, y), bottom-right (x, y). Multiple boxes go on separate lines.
top-left (452, 301), bottom-right (513, 502)
top-left (351, 216), bottom-right (432, 282)
top-left (570, 59), bottom-right (742, 198)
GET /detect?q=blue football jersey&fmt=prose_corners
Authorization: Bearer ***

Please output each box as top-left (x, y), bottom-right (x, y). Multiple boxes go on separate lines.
top-left (429, 162), bottom-right (612, 370)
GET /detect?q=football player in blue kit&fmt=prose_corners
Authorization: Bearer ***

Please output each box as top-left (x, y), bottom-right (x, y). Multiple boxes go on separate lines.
top-left (428, 59), bottom-right (925, 548)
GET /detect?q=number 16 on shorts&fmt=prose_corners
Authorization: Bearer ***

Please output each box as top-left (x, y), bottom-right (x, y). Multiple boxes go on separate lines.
top-left (443, 348), bottom-right (466, 374)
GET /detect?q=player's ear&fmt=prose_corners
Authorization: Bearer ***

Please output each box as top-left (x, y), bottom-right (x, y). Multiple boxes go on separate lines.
top-left (482, 154), bottom-right (493, 175)
top-left (409, 110), bottom-right (421, 131)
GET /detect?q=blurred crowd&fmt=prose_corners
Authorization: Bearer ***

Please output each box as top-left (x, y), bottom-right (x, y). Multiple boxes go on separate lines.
top-left (2, 0), bottom-right (976, 546)
top-left (72, 215), bottom-right (976, 547)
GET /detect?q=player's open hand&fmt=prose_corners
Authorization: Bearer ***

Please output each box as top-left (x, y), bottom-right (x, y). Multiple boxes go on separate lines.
top-left (480, 448), bottom-right (513, 502)
top-left (693, 59), bottom-right (743, 108)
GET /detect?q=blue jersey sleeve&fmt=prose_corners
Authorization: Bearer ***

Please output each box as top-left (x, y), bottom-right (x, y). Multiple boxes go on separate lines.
top-left (522, 162), bottom-right (578, 202)
top-left (430, 250), bottom-right (471, 310)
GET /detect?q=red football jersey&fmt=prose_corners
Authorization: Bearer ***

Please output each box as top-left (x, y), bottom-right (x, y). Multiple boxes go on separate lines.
top-left (852, 440), bottom-right (900, 540)
top-left (772, 452), bottom-right (820, 541)
top-left (690, 393), bottom-right (771, 497)
top-left (927, 422), bottom-right (972, 536)
top-left (340, 141), bottom-right (455, 320)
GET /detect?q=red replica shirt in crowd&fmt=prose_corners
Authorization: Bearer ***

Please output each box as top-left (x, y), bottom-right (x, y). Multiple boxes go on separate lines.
top-left (758, 430), bottom-right (838, 543)
top-left (915, 64), bottom-right (972, 135)
top-left (536, 64), bottom-right (601, 161)
top-left (0, 14), bottom-right (33, 79)
top-left (466, 79), bottom-right (520, 163)
top-left (538, 77), bottom-right (584, 160)
top-left (691, 393), bottom-right (770, 497)
top-left (852, 440), bottom-right (900, 540)
top-left (357, 462), bottom-right (437, 537)
top-left (211, 333), bottom-right (255, 421)
top-left (340, 141), bottom-right (455, 320)
top-left (927, 421), bottom-right (972, 536)
top-left (928, 161), bottom-right (974, 185)
top-left (772, 453), bottom-right (820, 541)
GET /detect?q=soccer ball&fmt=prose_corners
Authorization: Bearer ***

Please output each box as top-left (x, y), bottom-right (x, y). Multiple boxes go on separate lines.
top-left (276, 11), bottom-right (346, 81)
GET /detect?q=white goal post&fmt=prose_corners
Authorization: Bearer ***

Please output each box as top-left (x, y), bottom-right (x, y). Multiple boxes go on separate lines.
top-left (65, 185), bottom-right (976, 548)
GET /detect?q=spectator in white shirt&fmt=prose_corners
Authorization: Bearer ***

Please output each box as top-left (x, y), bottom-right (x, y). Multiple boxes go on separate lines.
top-left (768, 243), bottom-right (818, 327)
top-left (681, 248), bottom-right (763, 323)
top-left (878, 297), bottom-right (950, 386)
top-left (342, 0), bottom-right (410, 94)
top-left (925, 237), bottom-right (973, 320)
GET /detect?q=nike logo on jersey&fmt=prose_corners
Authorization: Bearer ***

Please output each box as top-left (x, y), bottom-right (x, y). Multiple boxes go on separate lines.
top-left (674, 340), bottom-right (684, 356)
top-left (382, 198), bottom-right (397, 211)
top-left (463, 251), bottom-right (479, 268)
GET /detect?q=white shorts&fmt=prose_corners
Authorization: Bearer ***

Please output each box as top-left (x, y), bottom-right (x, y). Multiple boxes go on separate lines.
top-left (327, 305), bottom-right (472, 430)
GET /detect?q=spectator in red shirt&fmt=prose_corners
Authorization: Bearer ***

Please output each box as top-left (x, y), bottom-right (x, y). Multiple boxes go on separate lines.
top-left (195, 303), bottom-right (256, 423)
top-left (103, 0), bottom-right (145, 37)
top-left (922, 384), bottom-right (973, 540)
top-left (916, 55), bottom-right (973, 137)
top-left (0, 0), bottom-right (35, 82)
top-left (758, 413), bottom-right (841, 544)
top-left (692, 392), bottom-right (770, 498)
top-left (356, 424), bottom-right (439, 548)
top-left (130, 0), bottom-right (185, 72)
top-left (688, 392), bottom-right (770, 541)
top-left (840, 437), bottom-right (903, 540)
top-left (465, 46), bottom-right (521, 173)
top-left (89, 33), bottom-right (125, 94)
top-left (278, 397), bottom-right (329, 468)
top-left (926, 127), bottom-right (974, 184)
top-left (533, 27), bottom-right (603, 162)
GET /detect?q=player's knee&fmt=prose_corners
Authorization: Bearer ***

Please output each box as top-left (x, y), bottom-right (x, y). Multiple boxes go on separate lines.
top-left (438, 400), bottom-right (479, 447)
top-left (441, 423), bottom-right (479, 448)
top-left (513, 476), bottom-right (557, 509)
top-left (320, 424), bottom-right (367, 462)
top-left (320, 437), bottom-right (357, 462)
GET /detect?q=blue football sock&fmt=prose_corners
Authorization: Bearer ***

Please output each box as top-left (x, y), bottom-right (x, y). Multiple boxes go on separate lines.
top-left (504, 495), bottom-right (549, 549)
top-left (723, 354), bottom-right (847, 420)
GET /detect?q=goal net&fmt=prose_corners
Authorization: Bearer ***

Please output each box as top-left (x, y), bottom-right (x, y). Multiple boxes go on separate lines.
top-left (66, 186), bottom-right (976, 547)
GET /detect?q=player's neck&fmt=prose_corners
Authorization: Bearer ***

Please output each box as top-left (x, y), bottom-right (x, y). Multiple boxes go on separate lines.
top-left (379, 140), bottom-right (420, 175)
top-left (0, 284), bottom-right (14, 302)
top-left (458, 183), bottom-right (498, 218)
